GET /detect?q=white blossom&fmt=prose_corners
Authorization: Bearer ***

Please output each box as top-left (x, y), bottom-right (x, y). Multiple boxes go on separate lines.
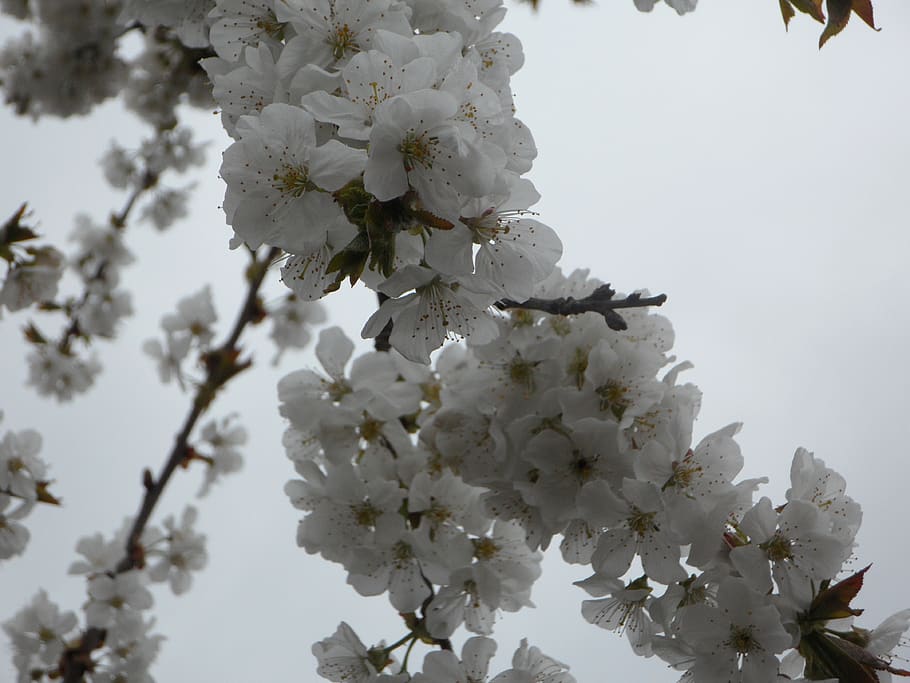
top-left (147, 506), bottom-right (207, 594)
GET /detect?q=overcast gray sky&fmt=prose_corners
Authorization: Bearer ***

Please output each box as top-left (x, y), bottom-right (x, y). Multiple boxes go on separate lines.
top-left (1, 2), bottom-right (909, 681)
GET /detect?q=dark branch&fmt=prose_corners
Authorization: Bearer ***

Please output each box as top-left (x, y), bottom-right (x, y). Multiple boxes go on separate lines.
top-left (59, 246), bottom-right (280, 683)
top-left (374, 292), bottom-right (392, 352)
top-left (496, 284), bottom-right (667, 331)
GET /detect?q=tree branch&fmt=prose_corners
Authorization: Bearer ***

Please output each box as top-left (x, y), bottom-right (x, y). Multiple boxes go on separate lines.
top-left (374, 292), bottom-right (393, 352)
top-left (495, 284), bottom-right (667, 331)
top-left (56, 170), bottom-right (159, 354)
top-left (59, 246), bottom-right (279, 683)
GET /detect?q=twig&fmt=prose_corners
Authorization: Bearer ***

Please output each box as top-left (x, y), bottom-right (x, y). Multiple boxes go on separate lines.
top-left (374, 292), bottom-right (393, 352)
top-left (56, 171), bottom-right (159, 354)
top-left (59, 246), bottom-right (280, 683)
top-left (496, 284), bottom-right (667, 331)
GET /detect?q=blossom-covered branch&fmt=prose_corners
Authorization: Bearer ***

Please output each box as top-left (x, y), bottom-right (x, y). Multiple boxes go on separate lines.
top-left (0, 1), bottom-right (898, 682)
top-left (53, 246), bottom-right (279, 682)
top-left (8, 129), bottom-right (206, 401)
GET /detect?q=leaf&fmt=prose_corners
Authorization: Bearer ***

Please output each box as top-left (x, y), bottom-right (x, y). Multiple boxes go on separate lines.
top-left (0, 203), bottom-right (38, 261)
top-left (800, 628), bottom-right (910, 682)
top-left (778, 0), bottom-right (880, 46)
top-left (820, 0), bottom-right (853, 47)
top-left (325, 232), bottom-right (370, 286)
top-left (779, 0), bottom-right (796, 28)
top-left (820, 0), bottom-right (879, 47)
top-left (851, 0), bottom-right (878, 29)
top-left (785, 0), bottom-right (826, 25)
top-left (800, 630), bottom-right (880, 683)
top-left (807, 564), bottom-right (870, 621)
top-left (22, 322), bottom-right (47, 345)
top-left (35, 481), bottom-right (62, 506)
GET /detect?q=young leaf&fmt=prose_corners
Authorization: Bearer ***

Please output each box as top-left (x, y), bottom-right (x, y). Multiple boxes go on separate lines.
top-left (779, 0), bottom-right (826, 28)
top-left (819, 0), bottom-right (879, 47)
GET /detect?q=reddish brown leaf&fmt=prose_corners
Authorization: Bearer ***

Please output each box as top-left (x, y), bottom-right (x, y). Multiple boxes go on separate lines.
top-left (820, 0), bottom-right (879, 46)
top-left (35, 481), bottom-right (61, 506)
top-left (791, 0), bottom-right (826, 22)
top-left (852, 0), bottom-right (879, 29)
top-left (779, 0), bottom-right (797, 28)
top-left (808, 565), bottom-right (870, 621)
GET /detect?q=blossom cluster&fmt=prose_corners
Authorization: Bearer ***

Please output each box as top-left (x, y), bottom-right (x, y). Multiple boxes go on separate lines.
top-left (203, 0), bottom-right (564, 363)
top-left (15, 129), bottom-right (206, 402)
top-left (142, 279), bottom-right (326, 392)
top-left (313, 624), bottom-right (575, 683)
top-left (280, 268), bottom-right (909, 682)
top-left (2, 1), bottom-right (904, 683)
top-left (3, 506), bottom-right (207, 682)
top-left (0, 204), bottom-right (64, 316)
top-left (0, 416), bottom-right (52, 562)
top-left (0, 0), bottom-right (213, 127)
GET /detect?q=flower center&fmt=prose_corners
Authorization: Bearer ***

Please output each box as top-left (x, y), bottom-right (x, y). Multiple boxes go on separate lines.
top-left (272, 165), bottom-right (316, 197)
top-left (256, 15), bottom-right (287, 40)
top-left (628, 507), bottom-right (657, 537)
top-left (728, 624), bottom-right (760, 655)
top-left (761, 531), bottom-right (794, 562)
top-left (596, 380), bottom-right (629, 420)
top-left (507, 356), bottom-right (537, 392)
top-left (351, 501), bottom-right (380, 528)
top-left (399, 132), bottom-right (437, 172)
top-left (330, 23), bottom-right (359, 61)
top-left (359, 416), bottom-right (383, 443)
top-left (473, 537), bottom-right (499, 560)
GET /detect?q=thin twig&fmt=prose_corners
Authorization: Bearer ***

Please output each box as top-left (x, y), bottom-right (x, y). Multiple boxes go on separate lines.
top-left (496, 284), bottom-right (667, 331)
top-left (374, 291), bottom-right (392, 352)
top-left (59, 246), bottom-right (280, 683)
top-left (56, 172), bottom-right (159, 354)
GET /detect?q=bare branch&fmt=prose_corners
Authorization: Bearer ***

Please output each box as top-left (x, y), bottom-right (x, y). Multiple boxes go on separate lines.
top-left (496, 284), bottom-right (667, 331)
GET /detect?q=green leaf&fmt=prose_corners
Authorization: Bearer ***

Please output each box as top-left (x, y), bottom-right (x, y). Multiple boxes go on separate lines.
top-left (800, 630), bottom-right (880, 683)
top-left (325, 232), bottom-right (370, 286)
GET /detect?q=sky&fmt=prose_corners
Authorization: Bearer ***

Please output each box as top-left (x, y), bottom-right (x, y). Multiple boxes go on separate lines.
top-left (1, 1), bottom-right (910, 681)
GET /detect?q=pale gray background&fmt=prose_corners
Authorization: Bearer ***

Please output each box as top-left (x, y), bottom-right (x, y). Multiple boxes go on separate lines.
top-left (1, 1), bottom-right (909, 681)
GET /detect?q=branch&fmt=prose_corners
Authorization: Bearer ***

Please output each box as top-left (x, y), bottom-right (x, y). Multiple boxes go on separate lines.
top-left (59, 246), bottom-right (279, 683)
top-left (56, 170), bottom-right (159, 354)
top-left (374, 292), bottom-right (393, 352)
top-left (495, 284), bottom-right (667, 331)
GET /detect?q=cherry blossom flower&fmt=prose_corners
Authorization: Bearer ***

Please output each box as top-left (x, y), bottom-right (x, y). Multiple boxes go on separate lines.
top-left (362, 265), bottom-right (499, 363)
top-left (147, 506), bottom-right (207, 595)
top-left (221, 103), bottom-right (366, 251)
top-left (275, 0), bottom-right (412, 73)
top-left (489, 639), bottom-right (576, 683)
top-left (0, 427), bottom-right (45, 501)
top-left (678, 578), bottom-right (792, 683)
top-left (0, 493), bottom-right (31, 560)
top-left (161, 284), bottom-right (218, 346)
top-left (412, 637), bottom-right (497, 683)
top-left (2, 590), bottom-right (78, 674)
top-left (85, 571), bottom-right (154, 629)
